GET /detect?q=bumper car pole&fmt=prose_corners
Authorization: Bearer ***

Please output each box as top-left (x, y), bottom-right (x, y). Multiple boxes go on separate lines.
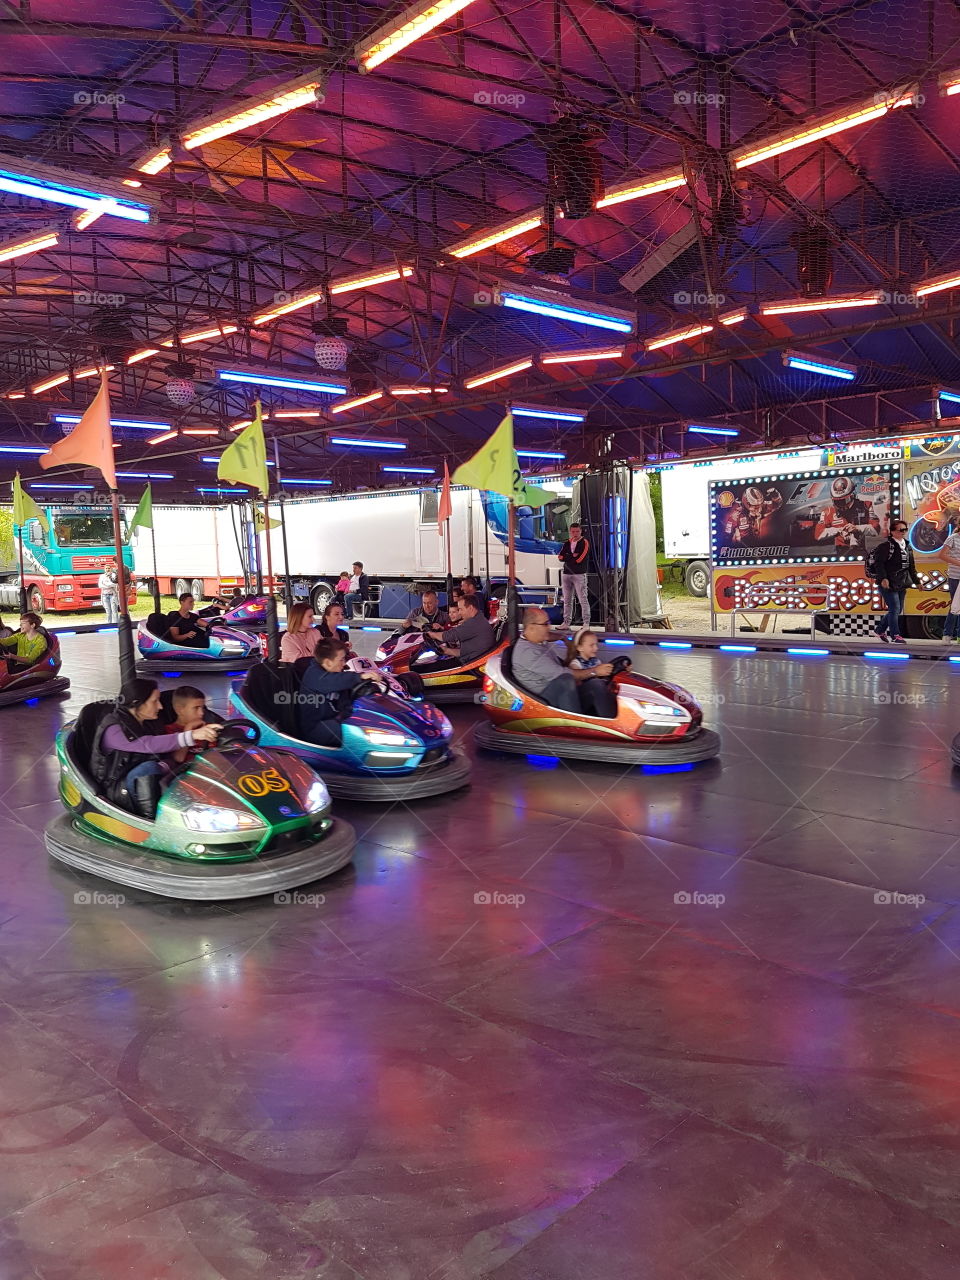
top-left (260, 494), bottom-right (281, 663)
top-left (506, 499), bottom-right (519, 641)
top-left (15, 523), bottom-right (28, 614)
top-left (273, 439), bottom-right (295, 611)
top-left (110, 486), bottom-right (136, 687)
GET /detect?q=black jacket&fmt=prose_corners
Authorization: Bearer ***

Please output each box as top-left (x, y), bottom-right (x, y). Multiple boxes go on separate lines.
top-left (874, 537), bottom-right (920, 591)
top-left (559, 536), bottom-right (590, 574)
top-left (90, 707), bottom-right (162, 806)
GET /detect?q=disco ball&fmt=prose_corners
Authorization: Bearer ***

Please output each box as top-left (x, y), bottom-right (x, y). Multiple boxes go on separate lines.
top-left (314, 335), bottom-right (349, 370)
top-left (165, 376), bottom-right (196, 408)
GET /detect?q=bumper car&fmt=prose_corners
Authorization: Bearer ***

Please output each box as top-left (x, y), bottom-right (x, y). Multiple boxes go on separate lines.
top-left (374, 621), bottom-right (508, 704)
top-left (475, 650), bottom-right (721, 765)
top-left (950, 733), bottom-right (960, 768)
top-left (136, 611), bottom-right (261, 674)
top-left (0, 631), bottom-right (70, 707)
top-left (220, 595), bottom-right (270, 628)
top-left (228, 658), bottom-right (472, 801)
top-left (45, 707), bottom-right (356, 900)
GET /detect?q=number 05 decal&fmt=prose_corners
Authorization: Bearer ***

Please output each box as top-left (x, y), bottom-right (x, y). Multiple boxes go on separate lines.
top-left (237, 767), bottom-right (291, 797)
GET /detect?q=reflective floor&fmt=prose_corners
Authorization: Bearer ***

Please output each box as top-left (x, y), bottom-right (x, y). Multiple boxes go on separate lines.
top-left (2, 632), bottom-right (960, 1278)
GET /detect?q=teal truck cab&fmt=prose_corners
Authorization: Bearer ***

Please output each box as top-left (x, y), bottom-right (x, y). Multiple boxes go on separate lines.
top-left (0, 506), bottom-right (135, 614)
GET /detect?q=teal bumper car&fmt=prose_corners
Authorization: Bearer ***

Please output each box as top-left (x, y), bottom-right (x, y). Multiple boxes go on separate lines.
top-left (228, 660), bottom-right (472, 801)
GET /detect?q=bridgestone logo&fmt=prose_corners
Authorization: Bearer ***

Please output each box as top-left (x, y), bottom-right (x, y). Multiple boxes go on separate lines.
top-left (719, 546), bottom-right (789, 559)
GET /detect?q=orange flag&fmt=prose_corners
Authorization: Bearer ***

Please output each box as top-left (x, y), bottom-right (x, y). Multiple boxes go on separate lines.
top-left (438, 458), bottom-right (452, 524)
top-left (40, 370), bottom-right (117, 490)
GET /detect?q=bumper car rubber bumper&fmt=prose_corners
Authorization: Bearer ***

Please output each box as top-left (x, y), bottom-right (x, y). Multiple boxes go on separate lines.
top-left (321, 745), bottom-right (472, 802)
top-left (474, 719), bottom-right (721, 765)
top-left (44, 813), bottom-right (356, 901)
top-left (0, 676), bottom-right (70, 707)
top-left (416, 681), bottom-right (483, 705)
top-left (136, 655), bottom-right (259, 675)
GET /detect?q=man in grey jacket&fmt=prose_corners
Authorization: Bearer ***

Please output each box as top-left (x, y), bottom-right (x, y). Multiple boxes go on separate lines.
top-left (511, 607), bottom-right (582, 712)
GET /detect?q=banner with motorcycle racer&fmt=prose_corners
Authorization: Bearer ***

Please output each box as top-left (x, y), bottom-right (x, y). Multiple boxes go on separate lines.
top-left (710, 465), bottom-right (895, 567)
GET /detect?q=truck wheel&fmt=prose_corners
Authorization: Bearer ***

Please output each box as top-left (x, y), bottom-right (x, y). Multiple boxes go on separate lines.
top-left (311, 581), bottom-right (335, 613)
top-left (684, 560), bottom-right (710, 597)
top-left (191, 579), bottom-right (204, 601)
top-left (27, 586), bottom-right (44, 616)
top-left (174, 578), bottom-right (189, 598)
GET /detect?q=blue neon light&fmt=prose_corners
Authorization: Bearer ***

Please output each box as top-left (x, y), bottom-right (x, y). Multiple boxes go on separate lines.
top-left (512, 406), bottom-right (586, 423)
top-left (29, 483), bottom-right (92, 489)
top-left (499, 292), bottom-right (633, 333)
top-left (688, 425), bottom-right (740, 437)
top-left (162, 671), bottom-right (183, 677)
top-left (641, 763), bottom-right (695, 774)
top-left (607, 493), bottom-right (626, 571)
top-left (939, 391), bottom-right (960, 405)
top-left (201, 457), bottom-right (275, 466)
top-left (55, 416), bottom-right (170, 431)
top-left (116, 471), bottom-right (174, 479)
top-left (720, 644), bottom-right (757, 652)
top-left (382, 466), bottom-right (435, 473)
top-left (196, 487), bottom-right (245, 494)
top-left (218, 370), bottom-right (347, 395)
top-left (659, 641), bottom-right (692, 649)
top-left (56, 630), bottom-right (77, 636)
top-left (526, 754), bottom-right (560, 768)
top-left (0, 445), bottom-right (46, 454)
top-left (604, 638), bottom-right (635, 646)
top-left (24, 698), bottom-right (39, 706)
top-left (516, 449), bottom-right (566, 460)
top-left (949, 656), bottom-right (960, 663)
top-left (863, 651), bottom-right (909, 661)
top-left (0, 168), bottom-right (151, 222)
top-left (785, 357), bottom-right (856, 381)
top-left (786, 648), bottom-right (830, 656)
top-left (330, 438), bottom-right (406, 450)
top-left (281, 478), bottom-right (332, 486)
top-left (361, 626), bottom-right (381, 631)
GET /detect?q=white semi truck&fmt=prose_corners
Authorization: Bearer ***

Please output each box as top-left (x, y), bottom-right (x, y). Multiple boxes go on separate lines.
top-left (129, 472), bottom-right (661, 621)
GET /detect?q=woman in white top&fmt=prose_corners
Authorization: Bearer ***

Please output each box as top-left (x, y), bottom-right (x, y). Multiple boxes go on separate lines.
top-left (280, 602), bottom-right (320, 663)
top-left (942, 529), bottom-right (960, 641)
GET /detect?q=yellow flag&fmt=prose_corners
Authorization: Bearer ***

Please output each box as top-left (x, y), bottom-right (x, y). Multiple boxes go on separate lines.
top-left (218, 401), bottom-right (270, 497)
top-left (453, 413), bottom-right (553, 508)
top-left (12, 473), bottom-right (49, 534)
top-left (253, 505), bottom-right (281, 532)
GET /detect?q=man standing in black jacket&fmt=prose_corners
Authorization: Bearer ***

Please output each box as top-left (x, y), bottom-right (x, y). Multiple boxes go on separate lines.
top-left (558, 522), bottom-right (591, 629)
top-left (873, 520), bottom-right (920, 644)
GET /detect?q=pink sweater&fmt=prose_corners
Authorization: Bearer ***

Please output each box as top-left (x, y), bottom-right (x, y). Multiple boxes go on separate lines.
top-left (280, 627), bottom-right (319, 663)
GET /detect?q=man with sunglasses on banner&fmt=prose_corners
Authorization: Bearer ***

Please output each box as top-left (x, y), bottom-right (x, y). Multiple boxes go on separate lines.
top-left (872, 519), bottom-right (920, 644)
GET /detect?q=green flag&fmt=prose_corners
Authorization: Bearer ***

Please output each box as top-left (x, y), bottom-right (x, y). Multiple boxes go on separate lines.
top-left (12, 473), bottom-right (48, 534)
top-left (218, 400), bottom-right (270, 497)
top-left (128, 483), bottom-right (153, 539)
top-left (452, 413), bottom-right (553, 508)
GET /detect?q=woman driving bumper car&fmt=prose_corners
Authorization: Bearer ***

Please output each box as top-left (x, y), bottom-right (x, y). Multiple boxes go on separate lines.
top-left (475, 608), bottom-right (721, 765)
top-left (45, 681), bottom-right (356, 900)
top-left (229, 639), bottom-right (472, 801)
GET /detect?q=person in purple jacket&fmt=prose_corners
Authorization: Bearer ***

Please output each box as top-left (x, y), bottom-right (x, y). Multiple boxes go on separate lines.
top-left (90, 677), bottom-right (221, 816)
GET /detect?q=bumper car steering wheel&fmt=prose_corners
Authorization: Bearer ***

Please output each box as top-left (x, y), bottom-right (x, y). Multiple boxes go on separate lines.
top-left (609, 655), bottom-right (633, 677)
top-left (216, 719), bottom-right (261, 748)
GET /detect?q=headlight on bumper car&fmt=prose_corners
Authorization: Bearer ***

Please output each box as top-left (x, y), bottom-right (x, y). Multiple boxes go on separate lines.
top-left (374, 646), bottom-right (387, 661)
top-left (634, 702), bottom-right (690, 734)
top-left (182, 804), bottom-right (266, 833)
top-left (363, 728), bottom-right (421, 747)
top-left (304, 779), bottom-right (330, 813)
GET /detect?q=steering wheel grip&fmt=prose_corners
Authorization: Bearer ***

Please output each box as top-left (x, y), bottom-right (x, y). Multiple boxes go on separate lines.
top-left (610, 655), bottom-right (633, 676)
top-left (216, 718), bottom-right (261, 747)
